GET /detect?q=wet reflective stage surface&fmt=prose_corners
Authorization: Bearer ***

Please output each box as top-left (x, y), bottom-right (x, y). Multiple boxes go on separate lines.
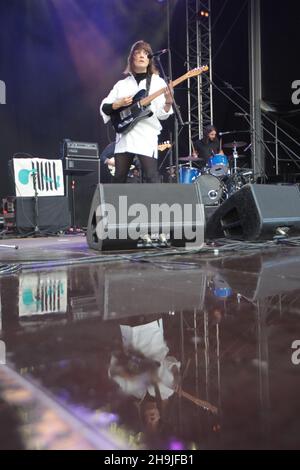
top-left (1, 239), bottom-right (300, 450)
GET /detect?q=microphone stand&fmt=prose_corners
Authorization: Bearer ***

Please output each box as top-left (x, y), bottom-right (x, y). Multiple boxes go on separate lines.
top-left (155, 52), bottom-right (185, 183)
top-left (31, 170), bottom-right (42, 236)
top-left (29, 169), bottom-right (53, 237)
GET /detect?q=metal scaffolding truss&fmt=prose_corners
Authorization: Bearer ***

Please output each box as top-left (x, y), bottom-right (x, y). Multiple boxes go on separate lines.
top-left (185, 0), bottom-right (213, 152)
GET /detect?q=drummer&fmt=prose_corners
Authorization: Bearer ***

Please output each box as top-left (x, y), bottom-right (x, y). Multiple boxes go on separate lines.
top-left (193, 125), bottom-right (224, 166)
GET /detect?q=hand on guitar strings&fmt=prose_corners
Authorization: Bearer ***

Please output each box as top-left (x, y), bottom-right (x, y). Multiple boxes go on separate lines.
top-left (112, 96), bottom-right (133, 110)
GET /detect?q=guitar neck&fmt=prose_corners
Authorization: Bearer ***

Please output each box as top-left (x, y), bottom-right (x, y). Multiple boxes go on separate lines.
top-left (140, 74), bottom-right (191, 107)
top-left (180, 390), bottom-right (218, 414)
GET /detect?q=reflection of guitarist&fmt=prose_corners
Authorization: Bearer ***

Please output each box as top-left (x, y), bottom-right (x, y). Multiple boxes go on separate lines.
top-left (100, 40), bottom-right (173, 184)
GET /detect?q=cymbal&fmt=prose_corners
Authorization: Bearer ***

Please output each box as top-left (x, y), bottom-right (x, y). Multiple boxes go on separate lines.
top-left (179, 155), bottom-right (204, 162)
top-left (166, 163), bottom-right (190, 169)
top-left (223, 141), bottom-right (247, 149)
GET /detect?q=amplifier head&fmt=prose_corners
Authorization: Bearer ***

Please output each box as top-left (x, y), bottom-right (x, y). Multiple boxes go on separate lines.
top-left (61, 139), bottom-right (99, 159)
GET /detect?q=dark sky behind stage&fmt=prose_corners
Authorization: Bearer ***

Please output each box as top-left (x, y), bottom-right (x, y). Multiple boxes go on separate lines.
top-left (1, 0), bottom-right (300, 198)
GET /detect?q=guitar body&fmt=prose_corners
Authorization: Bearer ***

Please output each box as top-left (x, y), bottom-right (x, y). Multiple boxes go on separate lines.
top-left (111, 89), bottom-right (153, 134)
top-left (109, 66), bottom-right (208, 135)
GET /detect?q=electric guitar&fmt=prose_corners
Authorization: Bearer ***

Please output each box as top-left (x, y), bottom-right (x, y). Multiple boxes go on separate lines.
top-left (178, 389), bottom-right (218, 415)
top-left (158, 141), bottom-right (172, 152)
top-left (110, 66), bottom-right (209, 134)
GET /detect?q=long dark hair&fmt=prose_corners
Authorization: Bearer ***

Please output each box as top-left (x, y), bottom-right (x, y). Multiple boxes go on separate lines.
top-left (124, 40), bottom-right (159, 75)
top-left (203, 125), bottom-right (218, 144)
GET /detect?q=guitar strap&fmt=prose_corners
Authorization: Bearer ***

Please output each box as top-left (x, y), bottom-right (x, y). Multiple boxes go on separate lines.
top-left (145, 74), bottom-right (152, 98)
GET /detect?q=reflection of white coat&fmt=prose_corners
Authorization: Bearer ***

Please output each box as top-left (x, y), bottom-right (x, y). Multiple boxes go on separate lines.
top-left (109, 319), bottom-right (180, 401)
top-left (100, 74), bottom-right (173, 159)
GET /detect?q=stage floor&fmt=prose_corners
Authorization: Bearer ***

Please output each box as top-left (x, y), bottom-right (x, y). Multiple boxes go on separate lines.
top-left (1, 234), bottom-right (300, 450)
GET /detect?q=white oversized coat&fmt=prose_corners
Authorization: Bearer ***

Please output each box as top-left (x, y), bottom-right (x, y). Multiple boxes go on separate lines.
top-left (100, 74), bottom-right (173, 159)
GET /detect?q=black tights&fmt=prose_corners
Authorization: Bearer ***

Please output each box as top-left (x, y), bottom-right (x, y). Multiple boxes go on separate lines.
top-left (113, 153), bottom-right (160, 183)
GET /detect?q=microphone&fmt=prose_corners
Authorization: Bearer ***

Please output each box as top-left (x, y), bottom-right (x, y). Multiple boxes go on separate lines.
top-left (148, 49), bottom-right (169, 59)
top-left (234, 112), bottom-right (249, 117)
top-left (219, 131), bottom-right (232, 136)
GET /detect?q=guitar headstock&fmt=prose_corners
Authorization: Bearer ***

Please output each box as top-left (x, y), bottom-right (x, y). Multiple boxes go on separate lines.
top-left (158, 141), bottom-right (172, 152)
top-left (186, 65), bottom-right (209, 79)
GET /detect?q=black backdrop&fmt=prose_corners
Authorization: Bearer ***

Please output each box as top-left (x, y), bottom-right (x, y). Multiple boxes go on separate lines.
top-left (1, 0), bottom-right (300, 201)
top-left (0, 0), bottom-right (169, 199)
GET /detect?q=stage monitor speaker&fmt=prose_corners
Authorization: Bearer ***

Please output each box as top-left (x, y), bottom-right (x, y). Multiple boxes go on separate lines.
top-left (13, 196), bottom-right (70, 233)
top-left (86, 183), bottom-right (205, 251)
top-left (206, 184), bottom-right (300, 241)
top-left (64, 157), bottom-right (100, 228)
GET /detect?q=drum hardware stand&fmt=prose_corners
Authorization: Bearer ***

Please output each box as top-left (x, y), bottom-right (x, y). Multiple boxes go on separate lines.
top-left (232, 143), bottom-right (244, 192)
top-left (232, 143), bottom-right (239, 175)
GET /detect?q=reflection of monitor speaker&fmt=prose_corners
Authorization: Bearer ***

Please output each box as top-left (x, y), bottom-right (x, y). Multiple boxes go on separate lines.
top-left (87, 183), bottom-right (205, 251)
top-left (206, 184), bottom-right (300, 240)
top-left (221, 252), bottom-right (300, 301)
top-left (103, 266), bottom-right (206, 318)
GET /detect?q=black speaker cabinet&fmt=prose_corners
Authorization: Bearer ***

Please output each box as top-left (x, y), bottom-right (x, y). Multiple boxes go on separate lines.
top-left (206, 184), bottom-right (300, 241)
top-left (64, 157), bottom-right (100, 228)
top-left (86, 183), bottom-right (205, 251)
top-left (12, 196), bottom-right (70, 233)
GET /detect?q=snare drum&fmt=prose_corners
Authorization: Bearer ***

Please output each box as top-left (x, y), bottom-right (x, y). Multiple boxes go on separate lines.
top-left (179, 167), bottom-right (200, 184)
top-left (208, 154), bottom-right (229, 177)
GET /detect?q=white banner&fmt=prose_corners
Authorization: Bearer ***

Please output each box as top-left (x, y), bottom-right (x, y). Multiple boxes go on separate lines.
top-left (19, 270), bottom-right (68, 317)
top-left (13, 158), bottom-right (64, 197)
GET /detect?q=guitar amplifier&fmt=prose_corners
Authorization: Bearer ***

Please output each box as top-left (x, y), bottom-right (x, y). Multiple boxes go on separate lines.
top-left (64, 157), bottom-right (100, 228)
top-left (63, 157), bottom-right (100, 175)
top-left (61, 140), bottom-right (99, 159)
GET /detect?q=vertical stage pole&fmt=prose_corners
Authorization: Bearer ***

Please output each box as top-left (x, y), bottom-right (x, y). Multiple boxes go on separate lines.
top-left (249, 0), bottom-right (265, 178)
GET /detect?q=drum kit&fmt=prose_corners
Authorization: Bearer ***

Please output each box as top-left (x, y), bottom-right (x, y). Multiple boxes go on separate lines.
top-left (168, 140), bottom-right (254, 205)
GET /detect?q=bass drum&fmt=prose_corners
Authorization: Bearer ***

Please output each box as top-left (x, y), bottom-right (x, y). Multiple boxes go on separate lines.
top-left (194, 174), bottom-right (225, 206)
